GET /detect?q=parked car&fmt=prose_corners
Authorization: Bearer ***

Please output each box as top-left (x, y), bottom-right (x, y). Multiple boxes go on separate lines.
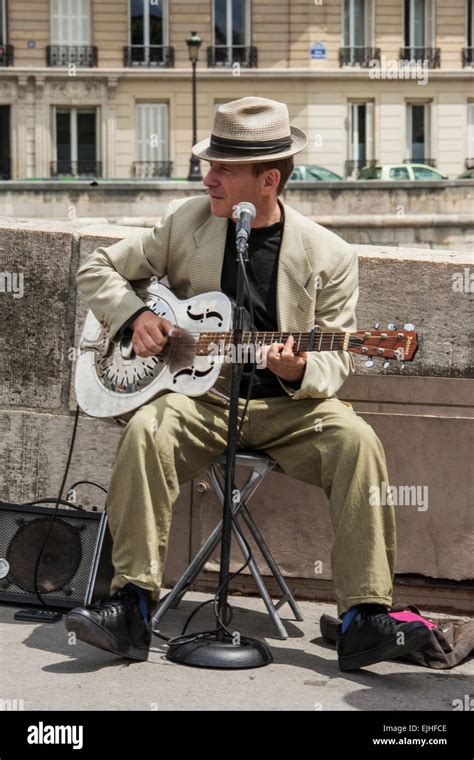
top-left (358, 163), bottom-right (448, 180)
top-left (291, 165), bottom-right (343, 181)
top-left (457, 168), bottom-right (474, 179)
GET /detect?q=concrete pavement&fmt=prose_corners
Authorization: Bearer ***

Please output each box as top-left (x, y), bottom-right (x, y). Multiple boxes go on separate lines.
top-left (1, 591), bottom-right (473, 712)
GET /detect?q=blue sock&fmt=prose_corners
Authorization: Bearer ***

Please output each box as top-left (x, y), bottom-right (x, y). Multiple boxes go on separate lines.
top-left (340, 605), bottom-right (360, 634)
top-left (125, 583), bottom-right (150, 622)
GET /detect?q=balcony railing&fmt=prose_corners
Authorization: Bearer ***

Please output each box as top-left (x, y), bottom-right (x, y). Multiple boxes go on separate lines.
top-left (462, 47), bottom-right (474, 66)
top-left (339, 47), bottom-right (381, 67)
top-left (46, 45), bottom-right (98, 67)
top-left (0, 157), bottom-right (11, 179)
top-left (207, 45), bottom-right (258, 67)
top-left (399, 47), bottom-right (440, 67)
top-left (403, 157), bottom-right (436, 167)
top-left (123, 46), bottom-right (175, 67)
top-left (0, 44), bottom-right (14, 67)
top-left (132, 161), bottom-right (173, 179)
top-left (50, 161), bottom-right (102, 178)
top-left (345, 159), bottom-right (378, 177)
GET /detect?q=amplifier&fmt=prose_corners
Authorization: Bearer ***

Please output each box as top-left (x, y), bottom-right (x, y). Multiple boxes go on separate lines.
top-left (0, 501), bottom-right (114, 609)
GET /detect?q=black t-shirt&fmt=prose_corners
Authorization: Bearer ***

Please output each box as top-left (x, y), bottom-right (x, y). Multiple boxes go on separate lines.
top-left (220, 209), bottom-right (293, 399)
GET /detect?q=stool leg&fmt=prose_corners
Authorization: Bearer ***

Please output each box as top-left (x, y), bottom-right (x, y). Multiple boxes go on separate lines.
top-left (212, 462), bottom-right (303, 636)
top-left (239, 504), bottom-right (304, 622)
top-left (231, 517), bottom-right (289, 640)
top-left (151, 517), bottom-right (225, 628)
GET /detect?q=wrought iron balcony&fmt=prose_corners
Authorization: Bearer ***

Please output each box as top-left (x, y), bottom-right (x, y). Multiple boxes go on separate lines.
top-left (132, 161), bottom-right (173, 179)
top-left (123, 46), bottom-right (175, 67)
top-left (399, 47), bottom-right (440, 67)
top-left (50, 161), bottom-right (102, 178)
top-left (0, 44), bottom-right (14, 67)
top-left (339, 47), bottom-right (381, 67)
top-left (46, 45), bottom-right (98, 67)
top-left (462, 47), bottom-right (474, 66)
top-left (207, 45), bottom-right (258, 67)
top-left (344, 158), bottom-right (378, 177)
top-left (403, 158), bottom-right (436, 167)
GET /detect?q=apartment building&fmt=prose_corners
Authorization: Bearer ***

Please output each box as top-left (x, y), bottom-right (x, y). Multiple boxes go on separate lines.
top-left (0, 0), bottom-right (472, 180)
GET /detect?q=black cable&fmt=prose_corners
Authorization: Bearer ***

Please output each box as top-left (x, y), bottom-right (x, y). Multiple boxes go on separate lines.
top-left (22, 498), bottom-right (85, 512)
top-left (167, 245), bottom-right (261, 643)
top-left (29, 404), bottom-right (81, 611)
top-left (211, 248), bottom-right (259, 635)
top-left (67, 480), bottom-right (108, 495)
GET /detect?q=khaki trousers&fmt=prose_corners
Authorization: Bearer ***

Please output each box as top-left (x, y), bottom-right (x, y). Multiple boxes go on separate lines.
top-left (106, 390), bottom-right (396, 617)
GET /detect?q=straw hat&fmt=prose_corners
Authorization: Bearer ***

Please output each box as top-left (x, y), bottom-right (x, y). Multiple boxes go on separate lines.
top-left (192, 96), bottom-right (307, 164)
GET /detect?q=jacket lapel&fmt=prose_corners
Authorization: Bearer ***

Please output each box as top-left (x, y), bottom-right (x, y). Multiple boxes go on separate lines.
top-left (188, 213), bottom-right (228, 295)
top-left (277, 201), bottom-right (314, 331)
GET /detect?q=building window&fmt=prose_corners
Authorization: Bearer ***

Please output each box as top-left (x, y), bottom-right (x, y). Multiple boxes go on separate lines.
top-left (125, 0), bottom-right (173, 66)
top-left (407, 103), bottom-right (432, 164)
top-left (0, 0), bottom-right (13, 66)
top-left (401, 0), bottom-right (439, 66)
top-left (48, 0), bottom-right (96, 66)
top-left (133, 103), bottom-right (172, 178)
top-left (463, 0), bottom-right (474, 64)
top-left (0, 105), bottom-right (10, 178)
top-left (340, 0), bottom-right (379, 66)
top-left (0, 0), bottom-right (5, 45)
top-left (208, 0), bottom-right (256, 67)
top-left (346, 101), bottom-right (374, 177)
top-left (52, 107), bottom-right (101, 177)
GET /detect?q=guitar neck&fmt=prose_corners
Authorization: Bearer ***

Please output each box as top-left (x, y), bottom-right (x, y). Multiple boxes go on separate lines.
top-left (196, 331), bottom-right (348, 354)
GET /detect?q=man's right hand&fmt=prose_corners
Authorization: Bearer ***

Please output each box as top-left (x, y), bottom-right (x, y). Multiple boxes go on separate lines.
top-left (130, 311), bottom-right (173, 358)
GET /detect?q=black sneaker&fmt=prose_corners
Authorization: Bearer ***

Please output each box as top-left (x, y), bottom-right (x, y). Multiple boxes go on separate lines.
top-left (337, 604), bottom-right (433, 671)
top-left (65, 587), bottom-right (151, 661)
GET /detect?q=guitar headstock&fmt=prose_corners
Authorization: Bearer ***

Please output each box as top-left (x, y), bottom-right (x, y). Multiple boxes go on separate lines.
top-left (348, 323), bottom-right (418, 366)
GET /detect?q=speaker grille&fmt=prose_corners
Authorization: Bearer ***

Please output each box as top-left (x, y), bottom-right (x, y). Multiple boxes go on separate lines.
top-left (7, 517), bottom-right (82, 593)
top-left (0, 503), bottom-right (108, 606)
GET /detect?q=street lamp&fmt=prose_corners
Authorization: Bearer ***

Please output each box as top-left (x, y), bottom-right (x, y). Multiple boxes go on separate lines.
top-left (186, 31), bottom-right (203, 181)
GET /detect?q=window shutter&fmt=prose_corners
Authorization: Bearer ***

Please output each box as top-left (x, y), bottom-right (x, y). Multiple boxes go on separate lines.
top-left (51, 0), bottom-right (90, 44)
top-left (425, 0), bottom-right (435, 47)
top-left (137, 104), bottom-right (169, 162)
top-left (365, 0), bottom-right (375, 48)
top-left (468, 103), bottom-right (474, 159)
top-left (366, 101), bottom-right (374, 160)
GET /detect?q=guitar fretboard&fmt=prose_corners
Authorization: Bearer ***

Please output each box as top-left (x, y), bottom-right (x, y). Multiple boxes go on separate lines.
top-left (195, 331), bottom-right (348, 354)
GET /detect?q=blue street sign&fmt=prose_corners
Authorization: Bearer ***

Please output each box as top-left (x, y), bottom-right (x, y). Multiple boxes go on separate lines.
top-left (310, 42), bottom-right (326, 60)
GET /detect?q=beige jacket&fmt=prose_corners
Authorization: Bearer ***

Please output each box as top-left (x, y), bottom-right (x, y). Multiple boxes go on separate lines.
top-left (76, 195), bottom-right (358, 400)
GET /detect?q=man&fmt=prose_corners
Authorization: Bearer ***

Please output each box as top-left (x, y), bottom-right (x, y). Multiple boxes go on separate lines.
top-left (67, 97), bottom-right (431, 670)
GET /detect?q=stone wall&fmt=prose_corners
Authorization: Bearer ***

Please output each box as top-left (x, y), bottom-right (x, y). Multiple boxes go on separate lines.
top-left (1, 180), bottom-right (473, 250)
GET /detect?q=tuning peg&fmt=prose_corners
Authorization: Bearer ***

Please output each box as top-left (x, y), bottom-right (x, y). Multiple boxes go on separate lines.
top-left (387, 323), bottom-right (398, 330)
top-left (365, 358), bottom-right (375, 368)
top-left (383, 360), bottom-right (390, 369)
top-left (403, 323), bottom-right (415, 331)
top-left (373, 323), bottom-right (380, 329)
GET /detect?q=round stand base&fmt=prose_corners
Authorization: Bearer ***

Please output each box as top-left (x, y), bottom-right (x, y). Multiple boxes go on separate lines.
top-left (166, 634), bottom-right (273, 669)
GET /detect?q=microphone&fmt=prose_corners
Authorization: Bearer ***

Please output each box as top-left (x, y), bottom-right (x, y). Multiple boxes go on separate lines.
top-left (232, 202), bottom-right (256, 254)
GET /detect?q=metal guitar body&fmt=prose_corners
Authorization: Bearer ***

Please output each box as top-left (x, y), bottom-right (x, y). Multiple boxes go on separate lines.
top-left (75, 280), bottom-right (232, 418)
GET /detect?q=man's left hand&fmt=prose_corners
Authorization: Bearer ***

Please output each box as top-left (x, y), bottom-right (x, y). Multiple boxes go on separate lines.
top-left (265, 335), bottom-right (307, 382)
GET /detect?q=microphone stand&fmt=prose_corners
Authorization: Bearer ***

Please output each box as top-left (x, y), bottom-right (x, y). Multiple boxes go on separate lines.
top-left (166, 212), bottom-right (273, 669)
